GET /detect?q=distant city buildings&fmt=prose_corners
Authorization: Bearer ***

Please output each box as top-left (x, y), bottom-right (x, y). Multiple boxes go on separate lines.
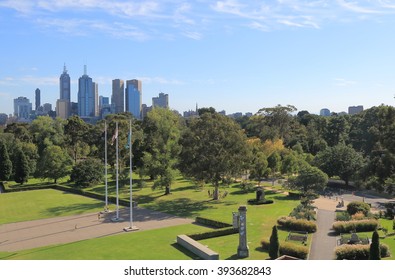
top-left (0, 113), bottom-right (8, 125)
top-left (56, 64), bottom-right (71, 119)
top-left (35, 88), bottom-right (40, 111)
top-left (348, 105), bottom-right (364, 115)
top-left (14, 97), bottom-right (32, 120)
top-left (152, 92), bottom-right (169, 108)
top-left (125, 79), bottom-right (142, 119)
top-left (77, 65), bottom-right (98, 118)
top-left (320, 108), bottom-right (331, 116)
top-left (111, 79), bottom-right (124, 114)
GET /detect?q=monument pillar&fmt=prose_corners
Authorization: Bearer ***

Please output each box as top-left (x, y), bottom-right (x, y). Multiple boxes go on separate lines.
top-left (237, 205), bottom-right (249, 258)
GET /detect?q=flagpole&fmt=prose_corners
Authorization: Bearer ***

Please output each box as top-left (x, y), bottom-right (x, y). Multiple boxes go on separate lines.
top-left (129, 119), bottom-right (133, 229)
top-left (115, 121), bottom-right (119, 220)
top-left (104, 120), bottom-right (108, 211)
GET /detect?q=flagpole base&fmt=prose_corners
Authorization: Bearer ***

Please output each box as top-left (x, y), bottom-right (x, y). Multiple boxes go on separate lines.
top-left (111, 217), bottom-right (124, 223)
top-left (123, 226), bottom-right (139, 232)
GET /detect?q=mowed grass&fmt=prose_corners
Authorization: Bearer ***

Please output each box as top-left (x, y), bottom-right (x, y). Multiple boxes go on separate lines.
top-left (1, 224), bottom-right (203, 260)
top-left (0, 189), bottom-right (104, 224)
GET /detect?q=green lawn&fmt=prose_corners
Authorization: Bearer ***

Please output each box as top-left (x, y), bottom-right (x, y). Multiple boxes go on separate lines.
top-left (0, 189), bottom-right (104, 224)
top-left (0, 178), bottom-right (302, 260)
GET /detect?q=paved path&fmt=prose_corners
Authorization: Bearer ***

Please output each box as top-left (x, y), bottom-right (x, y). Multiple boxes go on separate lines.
top-left (309, 208), bottom-right (336, 260)
top-left (0, 207), bottom-right (193, 252)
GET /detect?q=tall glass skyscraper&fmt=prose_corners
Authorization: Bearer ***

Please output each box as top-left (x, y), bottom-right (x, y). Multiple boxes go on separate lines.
top-left (59, 64), bottom-right (71, 101)
top-left (125, 79), bottom-right (142, 119)
top-left (78, 65), bottom-right (97, 117)
top-left (111, 79), bottom-right (125, 114)
top-left (35, 88), bottom-right (40, 111)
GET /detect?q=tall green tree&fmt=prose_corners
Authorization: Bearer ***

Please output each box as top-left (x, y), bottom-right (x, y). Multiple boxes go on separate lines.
top-left (64, 115), bottom-right (89, 163)
top-left (314, 143), bottom-right (364, 186)
top-left (179, 111), bottom-right (249, 200)
top-left (37, 145), bottom-right (72, 183)
top-left (269, 225), bottom-right (280, 260)
top-left (369, 230), bottom-right (381, 260)
top-left (13, 146), bottom-right (30, 185)
top-left (0, 140), bottom-right (12, 180)
top-left (142, 108), bottom-right (182, 195)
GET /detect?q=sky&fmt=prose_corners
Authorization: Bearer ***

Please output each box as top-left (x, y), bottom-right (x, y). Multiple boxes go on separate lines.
top-left (1, 0), bottom-right (395, 116)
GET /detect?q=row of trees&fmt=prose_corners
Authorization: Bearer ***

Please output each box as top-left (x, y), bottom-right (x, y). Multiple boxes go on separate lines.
top-left (1, 104), bottom-right (395, 197)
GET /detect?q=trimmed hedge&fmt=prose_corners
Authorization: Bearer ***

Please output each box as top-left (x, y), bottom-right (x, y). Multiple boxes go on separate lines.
top-left (332, 219), bottom-right (379, 234)
top-left (195, 217), bottom-right (232, 229)
top-left (188, 227), bottom-right (239, 241)
top-left (247, 199), bottom-right (274, 205)
top-left (277, 216), bottom-right (317, 233)
top-left (335, 244), bottom-right (390, 260)
top-left (261, 239), bottom-right (308, 260)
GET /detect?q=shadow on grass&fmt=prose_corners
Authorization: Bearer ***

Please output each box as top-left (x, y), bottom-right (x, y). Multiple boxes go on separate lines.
top-left (41, 202), bottom-right (104, 216)
top-left (270, 194), bottom-right (299, 201)
top-left (146, 198), bottom-right (213, 218)
top-left (171, 243), bottom-right (202, 260)
top-left (171, 185), bottom-right (198, 193)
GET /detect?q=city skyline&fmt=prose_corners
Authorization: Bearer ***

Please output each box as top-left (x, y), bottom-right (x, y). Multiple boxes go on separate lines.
top-left (1, 1), bottom-right (395, 116)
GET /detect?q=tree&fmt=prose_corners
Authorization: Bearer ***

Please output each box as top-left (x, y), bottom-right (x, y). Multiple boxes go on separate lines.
top-left (64, 115), bottom-right (89, 163)
top-left (142, 108), bottom-right (182, 195)
top-left (249, 151), bottom-right (268, 186)
top-left (70, 158), bottom-right (104, 187)
top-left (13, 147), bottom-right (30, 185)
top-left (179, 111), bottom-right (249, 200)
top-left (288, 165), bottom-right (328, 205)
top-left (314, 143), bottom-right (364, 186)
top-left (37, 145), bottom-right (72, 183)
top-left (269, 225), bottom-right (280, 260)
top-left (0, 140), bottom-right (12, 180)
top-left (369, 230), bottom-right (381, 260)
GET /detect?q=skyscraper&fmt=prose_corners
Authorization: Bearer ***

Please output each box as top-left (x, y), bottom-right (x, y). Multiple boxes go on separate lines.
top-left (35, 88), bottom-right (40, 111)
top-left (77, 65), bottom-right (97, 117)
top-left (152, 92), bottom-right (169, 108)
top-left (14, 96), bottom-right (32, 120)
top-left (60, 64), bottom-right (71, 101)
top-left (125, 79), bottom-right (142, 119)
top-left (111, 79), bottom-right (124, 114)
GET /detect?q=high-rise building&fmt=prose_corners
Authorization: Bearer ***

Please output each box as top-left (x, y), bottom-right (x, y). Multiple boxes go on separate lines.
top-left (320, 108), bottom-right (331, 117)
top-left (14, 97), bottom-right (32, 120)
top-left (78, 65), bottom-right (98, 117)
top-left (348, 105), bottom-right (364, 115)
top-left (152, 92), bottom-right (169, 108)
top-left (111, 79), bottom-right (124, 114)
top-left (56, 100), bottom-right (70, 119)
top-left (125, 79), bottom-right (142, 119)
top-left (60, 64), bottom-right (71, 101)
top-left (35, 88), bottom-right (40, 111)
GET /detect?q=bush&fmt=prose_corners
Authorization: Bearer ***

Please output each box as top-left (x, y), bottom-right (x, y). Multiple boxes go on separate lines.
top-left (70, 158), bottom-right (104, 188)
top-left (290, 204), bottom-right (316, 221)
top-left (347, 201), bottom-right (370, 216)
top-left (335, 244), bottom-right (390, 260)
top-left (336, 211), bottom-right (351, 221)
top-left (332, 219), bottom-right (379, 234)
top-left (277, 216), bottom-right (317, 233)
top-left (188, 227), bottom-right (238, 241)
top-left (195, 217), bottom-right (232, 228)
top-left (261, 239), bottom-right (308, 260)
top-left (247, 199), bottom-right (274, 205)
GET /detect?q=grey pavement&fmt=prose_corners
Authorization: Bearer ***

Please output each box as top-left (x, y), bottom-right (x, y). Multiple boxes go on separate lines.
top-left (309, 209), bottom-right (336, 260)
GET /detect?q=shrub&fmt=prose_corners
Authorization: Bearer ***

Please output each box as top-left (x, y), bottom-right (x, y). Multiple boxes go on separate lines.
top-left (336, 211), bottom-right (351, 221)
top-left (369, 230), bottom-right (380, 260)
top-left (70, 158), bottom-right (104, 187)
top-left (261, 239), bottom-right (308, 260)
top-left (347, 201), bottom-right (370, 216)
top-left (290, 204), bottom-right (316, 221)
top-left (269, 226), bottom-right (280, 260)
top-left (351, 212), bottom-right (366, 220)
top-left (195, 217), bottom-right (232, 228)
top-left (332, 219), bottom-right (379, 234)
top-left (277, 216), bottom-right (317, 233)
top-left (188, 227), bottom-right (238, 241)
top-left (335, 244), bottom-right (390, 260)
top-left (247, 199), bottom-right (274, 205)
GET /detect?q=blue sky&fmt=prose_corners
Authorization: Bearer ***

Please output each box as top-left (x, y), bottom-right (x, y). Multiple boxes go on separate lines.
top-left (1, 0), bottom-right (395, 116)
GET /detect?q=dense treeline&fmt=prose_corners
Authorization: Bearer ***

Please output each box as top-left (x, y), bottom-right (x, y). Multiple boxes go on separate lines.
top-left (1, 104), bottom-right (395, 196)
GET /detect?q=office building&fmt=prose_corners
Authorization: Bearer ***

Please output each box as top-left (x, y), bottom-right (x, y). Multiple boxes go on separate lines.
top-left (60, 64), bottom-right (71, 101)
top-left (348, 106), bottom-right (364, 115)
top-left (43, 103), bottom-right (52, 115)
top-left (56, 99), bottom-right (70, 119)
top-left (152, 92), bottom-right (169, 108)
top-left (14, 97), bottom-right (32, 120)
top-left (125, 79), bottom-right (142, 119)
top-left (78, 65), bottom-right (98, 117)
top-left (111, 79), bottom-right (124, 114)
top-left (320, 108), bottom-right (331, 117)
top-left (35, 88), bottom-right (40, 111)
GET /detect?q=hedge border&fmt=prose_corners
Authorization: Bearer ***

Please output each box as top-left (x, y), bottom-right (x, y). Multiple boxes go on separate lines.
top-left (261, 239), bottom-right (309, 260)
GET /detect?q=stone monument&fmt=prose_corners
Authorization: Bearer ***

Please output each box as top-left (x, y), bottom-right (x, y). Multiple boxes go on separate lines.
top-left (237, 205), bottom-right (249, 258)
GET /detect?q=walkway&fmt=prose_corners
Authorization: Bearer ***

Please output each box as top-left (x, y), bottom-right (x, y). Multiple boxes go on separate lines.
top-left (0, 207), bottom-right (193, 252)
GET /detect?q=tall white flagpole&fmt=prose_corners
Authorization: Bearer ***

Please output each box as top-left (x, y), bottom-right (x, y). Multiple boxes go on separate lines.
top-left (129, 119), bottom-right (133, 229)
top-left (104, 120), bottom-right (108, 211)
top-left (115, 121), bottom-right (119, 220)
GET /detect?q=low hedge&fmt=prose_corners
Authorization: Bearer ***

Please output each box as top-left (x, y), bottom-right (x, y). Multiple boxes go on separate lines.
top-left (188, 227), bottom-right (239, 241)
top-left (195, 217), bottom-right (232, 229)
top-left (261, 239), bottom-right (308, 260)
top-left (332, 219), bottom-right (379, 234)
top-left (247, 199), bottom-right (274, 205)
top-left (335, 244), bottom-right (390, 260)
top-left (277, 216), bottom-right (317, 233)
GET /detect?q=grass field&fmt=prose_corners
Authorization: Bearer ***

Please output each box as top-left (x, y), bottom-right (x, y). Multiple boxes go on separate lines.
top-left (0, 177), bottom-right (302, 260)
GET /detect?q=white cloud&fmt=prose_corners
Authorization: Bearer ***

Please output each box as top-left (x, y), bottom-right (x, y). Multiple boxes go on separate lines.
top-left (334, 78), bottom-right (357, 86)
top-left (138, 76), bottom-right (184, 85)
